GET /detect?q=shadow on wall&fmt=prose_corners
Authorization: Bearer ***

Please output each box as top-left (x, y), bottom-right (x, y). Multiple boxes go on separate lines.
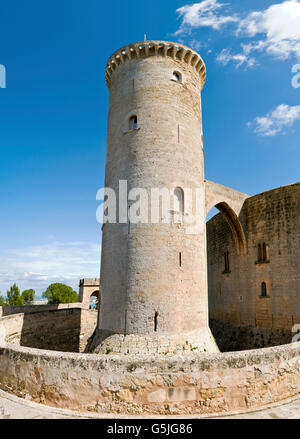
top-left (20, 307), bottom-right (82, 352)
top-left (1, 306), bottom-right (98, 353)
top-left (209, 319), bottom-right (293, 352)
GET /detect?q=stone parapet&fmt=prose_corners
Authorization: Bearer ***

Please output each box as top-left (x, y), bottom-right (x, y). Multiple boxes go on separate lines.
top-left (105, 40), bottom-right (206, 89)
top-left (1, 310), bottom-right (300, 415)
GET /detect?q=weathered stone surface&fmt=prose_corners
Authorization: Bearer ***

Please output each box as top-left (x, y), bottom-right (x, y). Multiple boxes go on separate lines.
top-left (78, 279), bottom-right (101, 309)
top-left (0, 305), bottom-right (97, 353)
top-left (207, 183), bottom-right (300, 351)
top-left (147, 389), bottom-right (166, 403)
top-left (167, 387), bottom-right (196, 402)
top-left (1, 308), bottom-right (300, 416)
top-left (98, 40), bottom-right (222, 355)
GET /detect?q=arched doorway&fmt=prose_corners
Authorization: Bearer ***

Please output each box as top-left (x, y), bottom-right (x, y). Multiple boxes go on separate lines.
top-left (206, 202), bottom-right (247, 348)
top-left (89, 290), bottom-right (100, 310)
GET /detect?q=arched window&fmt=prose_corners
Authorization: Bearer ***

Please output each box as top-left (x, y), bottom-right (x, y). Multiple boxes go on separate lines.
top-left (261, 282), bottom-right (267, 297)
top-left (129, 115), bottom-right (138, 131)
top-left (257, 243), bottom-right (270, 263)
top-left (172, 71), bottom-right (182, 83)
top-left (263, 243), bottom-right (269, 262)
top-left (257, 244), bottom-right (262, 262)
top-left (174, 187), bottom-right (184, 214)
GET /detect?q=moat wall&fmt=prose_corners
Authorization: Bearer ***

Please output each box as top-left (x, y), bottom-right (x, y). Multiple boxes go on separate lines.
top-left (210, 319), bottom-right (293, 352)
top-left (0, 319), bottom-right (300, 415)
top-left (0, 304), bottom-right (97, 353)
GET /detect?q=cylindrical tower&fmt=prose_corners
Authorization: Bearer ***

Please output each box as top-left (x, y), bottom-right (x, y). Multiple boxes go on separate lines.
top-left (97, 41), bottom-right (218, 354)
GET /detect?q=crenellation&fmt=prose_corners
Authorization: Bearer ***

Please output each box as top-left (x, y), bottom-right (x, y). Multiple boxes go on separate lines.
top-left (105, 41), bottom-right (206, 90)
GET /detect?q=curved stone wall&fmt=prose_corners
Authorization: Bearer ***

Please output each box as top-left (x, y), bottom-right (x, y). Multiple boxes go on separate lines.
top-left (100, 38), bottom-right (214, 355)
top-left (1, 309), bottom-right (300, 415)
top-left (105, 40), bottom-right (206, 90)
top-left (207, 183), bottom-right (300, 349)
top-left (0, 305), bottom-right (97, 353)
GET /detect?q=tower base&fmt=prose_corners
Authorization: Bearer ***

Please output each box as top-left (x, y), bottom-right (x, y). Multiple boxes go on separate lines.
top-left (90, 328), bottom-right (219, 355)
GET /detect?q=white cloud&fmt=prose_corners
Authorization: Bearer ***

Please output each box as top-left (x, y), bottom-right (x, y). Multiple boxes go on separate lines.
top-left (175, 1), bottom-right (300, 68)
top-left (216, 48), bottom-right (256, 68)
top-left (175, 0), bottom-right (238, 34)
top-left (188, 39), bottom-right (203, 52)
top-left (237, 0), bottom-right (300, 61)
top-left (0, 241), bottom-right (101, 297)
top-left (248, 104), bottom-right (300, 136)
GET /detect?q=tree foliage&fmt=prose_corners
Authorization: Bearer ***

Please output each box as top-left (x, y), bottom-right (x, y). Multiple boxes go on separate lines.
top-left (42, 283), bottom-right (78, 304)
top-left (0, 294), bottom-right (8, 307)
top-left (7, 284), bottom-right (24, 306)
top-left (22, 289), bottom-right (35, 304)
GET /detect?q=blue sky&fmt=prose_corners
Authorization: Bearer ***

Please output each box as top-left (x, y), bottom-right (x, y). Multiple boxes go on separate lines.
top-left (0, 0), bottom-right (299, 296)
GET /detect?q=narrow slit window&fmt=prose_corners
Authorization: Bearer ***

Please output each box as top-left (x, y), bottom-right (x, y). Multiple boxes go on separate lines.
top-left (224, 251), bottom-right (230, 273)
top-left (129, 115), bottom-right (138, 131)
top-left (261, 282), bottom-right (267, 297)
top-left (154, 312), bottom-right (158, 332)
top-left (263, 243), bottom-right (269, 261)
top-left (179, 252), bottom-right (182, 267)
top-left (258, 244), bottom-right (262, 262)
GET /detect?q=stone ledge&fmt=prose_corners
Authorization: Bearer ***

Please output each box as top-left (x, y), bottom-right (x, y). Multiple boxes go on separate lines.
top-left (1, 310), bottom-right (300, 415)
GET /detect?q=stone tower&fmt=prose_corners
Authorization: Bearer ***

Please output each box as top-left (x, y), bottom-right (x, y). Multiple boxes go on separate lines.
top-left (97, 41), bottom-right (218, 354)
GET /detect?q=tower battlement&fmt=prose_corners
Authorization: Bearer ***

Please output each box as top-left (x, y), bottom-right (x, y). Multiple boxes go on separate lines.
top-left (105, 40), bottom-right (206, 89)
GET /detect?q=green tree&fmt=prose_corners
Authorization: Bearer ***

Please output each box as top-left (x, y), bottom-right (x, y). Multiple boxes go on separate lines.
top-left (7, 284), bottom-right (25, 306)
top-left (22, 289), bottom-right (35, 304)
top-left (42, 283), bottom-right (78, 304)
top-left (0, 294), bottom-right (8, 307)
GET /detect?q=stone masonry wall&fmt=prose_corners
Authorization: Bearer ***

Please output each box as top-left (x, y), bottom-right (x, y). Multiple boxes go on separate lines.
top-left (0, 306), bottom-right (97, 353)
top-left (1, 323), bottom-right (300, 415)
top-left (100, 41), bottom-right (214, 354)
top-left (207, 183), bottom-right (300, 349)
top-left (0, 302), bottom-right (83, 318)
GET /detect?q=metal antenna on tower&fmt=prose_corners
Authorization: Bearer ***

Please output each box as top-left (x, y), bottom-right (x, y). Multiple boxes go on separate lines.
top-left (144, 34), bottom-right (147, 42)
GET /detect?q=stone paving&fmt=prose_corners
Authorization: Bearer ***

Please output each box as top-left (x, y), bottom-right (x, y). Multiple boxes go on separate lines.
top-left (1, 389), bottom-right (300, 419)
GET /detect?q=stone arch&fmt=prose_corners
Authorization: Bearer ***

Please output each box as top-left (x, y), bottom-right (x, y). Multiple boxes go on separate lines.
top-left (90, 290), bottom-right (100, 299)
top-left (213, 202), bottom-right (246, 254)
top-left (205, 180), bottom-right (249, 254)
top-left (78, 279), bottom-right (101, 309)
top-left (89, 290), bottom-right (100, 310)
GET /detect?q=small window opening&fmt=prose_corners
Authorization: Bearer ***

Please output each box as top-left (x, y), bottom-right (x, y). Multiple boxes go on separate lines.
top-left (154, 312), bottom-right (158, 332)
top-left (179, 252), bottom-right (182, 267)
top-left (261, 282), bottom-right (267, 297)
top-left (262, 243), bottom-right (269, 262)
top-left (257, 243), bottom-right (269, 263)
top-left (258, 244), bottom-right (262, 262)
top-left (129, 115), bottom-right (138, 131)
top-left (223, 251), bottom-right (230, 273)
top-left (174, 187), bottom-right (184, 214)
top-left (172, 71), bottom-right (182, 82)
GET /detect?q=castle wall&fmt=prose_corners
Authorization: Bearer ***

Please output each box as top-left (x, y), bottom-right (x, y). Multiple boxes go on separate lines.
top-left (1, 320), bottom-right (300, 415)
top-left (0, 302), bottom-right (83, 318)
top-left (207, 183), bottom-right (300, 349)
top-left (0, 305), bottom-right (97, 353)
